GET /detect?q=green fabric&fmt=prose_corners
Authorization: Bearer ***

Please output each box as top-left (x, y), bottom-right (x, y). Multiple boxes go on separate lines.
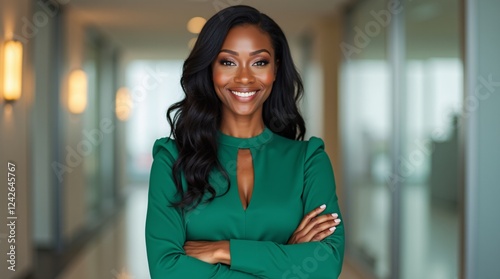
top-left (146, 126), bottom-right (345, 278)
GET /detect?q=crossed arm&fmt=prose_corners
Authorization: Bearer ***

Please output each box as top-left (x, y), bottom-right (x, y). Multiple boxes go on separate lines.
top-left (182, 204), bottom-right (341, 266)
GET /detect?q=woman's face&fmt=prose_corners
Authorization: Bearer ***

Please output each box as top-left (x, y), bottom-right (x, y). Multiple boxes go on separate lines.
top-left (212, 24), bottom-right (277, 120)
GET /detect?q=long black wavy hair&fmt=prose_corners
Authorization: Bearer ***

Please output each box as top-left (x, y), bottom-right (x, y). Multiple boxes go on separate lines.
top-left (167, 5), bottom-right (306, 210)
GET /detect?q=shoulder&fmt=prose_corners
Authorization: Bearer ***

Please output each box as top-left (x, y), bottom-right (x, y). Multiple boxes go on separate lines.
top-left (305, 136), bottom-right (326, 156)
top-left (152, 137), bottom-right (178, 161)
top-left (303, 136), bottom-right (328, 167)
top-left (149, 138), bottom-right (181, 199)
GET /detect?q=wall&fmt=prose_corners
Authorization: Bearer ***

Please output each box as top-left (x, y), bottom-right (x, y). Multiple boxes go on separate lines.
top-left (465, 0), bottom-right (500, 277)
top-left (295, 10), bottom-right (359, 278)
top-left (319, 12), bottom-right (344, 204)
top-left (0, 0), bottom-right (34, 277)
top-left (304, 11), bottom-right (345, 205)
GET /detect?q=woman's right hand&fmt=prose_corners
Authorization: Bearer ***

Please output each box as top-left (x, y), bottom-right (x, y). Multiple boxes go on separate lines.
top-left (287, 204), bottom-right (341, 244)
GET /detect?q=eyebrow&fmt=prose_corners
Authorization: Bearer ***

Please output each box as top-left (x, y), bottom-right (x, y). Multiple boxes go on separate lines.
top-left (219, 49), bottom-right (271, 56)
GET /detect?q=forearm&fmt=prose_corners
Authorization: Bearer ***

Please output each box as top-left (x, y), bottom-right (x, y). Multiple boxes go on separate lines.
top-left (149, 252), bottom-right (260, 279)
top-left (229, 238), bottom-right (344, 278)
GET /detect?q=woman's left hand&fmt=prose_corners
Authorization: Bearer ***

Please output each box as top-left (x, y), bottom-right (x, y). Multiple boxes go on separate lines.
top-left (183, 240), bottom-right (230, 265)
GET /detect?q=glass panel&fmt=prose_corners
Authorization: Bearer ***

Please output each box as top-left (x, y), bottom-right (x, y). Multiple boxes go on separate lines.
top-left (125, 60), bottom-right (185, 182)
top-left (401, 0), bottom-right (462, 278)
top-left (341, 0), bottom-right (392, 277)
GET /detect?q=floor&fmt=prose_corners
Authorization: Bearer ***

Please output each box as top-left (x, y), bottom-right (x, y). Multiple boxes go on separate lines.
top-left (56, 185), bottom-right (149, 279)
top-left (349, 182), bottom-right (459, 279)
top-left (122, 185), bottom-right (150, 278)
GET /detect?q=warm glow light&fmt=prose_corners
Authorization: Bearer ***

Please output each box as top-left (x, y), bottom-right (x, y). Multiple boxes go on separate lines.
top-left (187, 17), bottom-right (206, 34)
top-left (115, 87), bottom-right (133, 121)
top-left (68, 69), bottom-right (88, 114)
top-left (3, 40), bottom-right (23, 101)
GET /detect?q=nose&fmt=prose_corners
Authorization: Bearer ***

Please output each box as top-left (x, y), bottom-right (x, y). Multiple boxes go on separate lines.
top-left (234, 66), bottom-right (255, 84)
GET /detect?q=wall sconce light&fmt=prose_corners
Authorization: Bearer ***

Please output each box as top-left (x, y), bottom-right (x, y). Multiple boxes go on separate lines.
top-left (115, 87), bottom-right (133, 121)
top-left (187, 17), bottom-right (206, 34)
top-left (2, 40), bottom-right (23, 102)
top-left (68, 69), bottom-right (88, 114)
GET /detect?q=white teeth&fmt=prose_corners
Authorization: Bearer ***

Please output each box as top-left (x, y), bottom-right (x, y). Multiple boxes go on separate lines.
top-left (231, 90), bottom-right (257, 97)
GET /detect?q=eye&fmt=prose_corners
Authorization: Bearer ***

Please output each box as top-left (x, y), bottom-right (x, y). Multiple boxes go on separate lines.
top-left (220, 60), bottom-right (236, 66)
top-left (253, 60), bottom-right (269, 67)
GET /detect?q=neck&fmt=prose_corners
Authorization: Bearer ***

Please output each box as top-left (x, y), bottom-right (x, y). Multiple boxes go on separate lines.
top-left (219, 113), bottom-right (265, 138)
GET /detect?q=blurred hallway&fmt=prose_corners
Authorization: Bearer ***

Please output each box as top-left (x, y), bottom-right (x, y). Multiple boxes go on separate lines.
top-left (1, 0), bottom-right (500, 278)
top-left (56, 184), bottom-right (150, 279)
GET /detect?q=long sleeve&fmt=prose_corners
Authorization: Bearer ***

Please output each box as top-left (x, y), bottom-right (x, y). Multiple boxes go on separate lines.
top-left (145, 138), bottom-right (261, 279)
top-left (228, 137), bottom-right (345, 279)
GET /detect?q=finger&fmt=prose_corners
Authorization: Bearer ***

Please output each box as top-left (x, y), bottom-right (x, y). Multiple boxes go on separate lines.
top-left (311, 226), bottom-right (337, 242)
top-left (304, 219), bottom-right (340, 242)
top-left (293, 212), bottom-right (337, 243)
top-left (315, 219), bottom-right (341, 233)
top-left (301, 213), bottom-right (340, 236)
top-left (299, 219), bottom-right (337, 242)
top-left (296, 204), bottom-right (327, 232)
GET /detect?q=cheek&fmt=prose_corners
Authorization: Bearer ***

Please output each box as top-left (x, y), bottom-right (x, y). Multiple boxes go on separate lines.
top-left (258, 70), bottom-right (276, 87)
top-left (212, 67), bottom-right (231, 88)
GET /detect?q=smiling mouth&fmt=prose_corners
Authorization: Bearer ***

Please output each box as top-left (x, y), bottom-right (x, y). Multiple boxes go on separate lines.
top-left (230, 90), bottom-right (258, 97)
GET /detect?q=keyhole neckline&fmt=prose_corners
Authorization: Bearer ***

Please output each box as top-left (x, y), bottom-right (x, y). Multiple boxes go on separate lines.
top-left (217, 126), bottom-right (273, 148)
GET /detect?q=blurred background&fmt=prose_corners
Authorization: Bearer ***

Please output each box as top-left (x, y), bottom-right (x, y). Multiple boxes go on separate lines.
top-left (1, 0), bottom-right (499, 278)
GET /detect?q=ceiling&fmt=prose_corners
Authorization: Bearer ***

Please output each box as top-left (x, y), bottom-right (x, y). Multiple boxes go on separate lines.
top-left (68, 0), bottom-right (351, 59)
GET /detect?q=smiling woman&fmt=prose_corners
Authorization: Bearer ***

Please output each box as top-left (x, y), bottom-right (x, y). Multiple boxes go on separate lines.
top-left (145, 5), bottom-right (345, 279)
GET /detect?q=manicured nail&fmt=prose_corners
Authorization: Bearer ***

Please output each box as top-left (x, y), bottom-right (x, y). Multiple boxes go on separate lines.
top-left (331, 213), bottom-right (338, 218)
top-left (334, 219), bottom-right (341, 223)
top-left (319, 204), bottom-right (326, 209)
top-left (329, 226), bottom-right (336, 232)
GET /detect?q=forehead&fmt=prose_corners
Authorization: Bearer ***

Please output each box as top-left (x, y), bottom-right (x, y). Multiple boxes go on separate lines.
top-left (221, 25), bottom-right (274, 54)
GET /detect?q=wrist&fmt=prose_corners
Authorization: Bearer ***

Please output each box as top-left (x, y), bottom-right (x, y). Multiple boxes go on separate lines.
top-left (216, 240), bottom-right (231, 265)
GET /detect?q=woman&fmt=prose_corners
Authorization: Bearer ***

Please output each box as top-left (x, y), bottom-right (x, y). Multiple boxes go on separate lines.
top-left (146, 5), bottom-right (344, 278)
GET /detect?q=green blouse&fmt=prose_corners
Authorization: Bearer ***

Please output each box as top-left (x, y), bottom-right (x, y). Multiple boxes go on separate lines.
top-left (145, 127), bottom-right (344, 278)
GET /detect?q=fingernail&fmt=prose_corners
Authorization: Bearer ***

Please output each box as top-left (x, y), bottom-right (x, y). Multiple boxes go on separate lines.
top-left (320, 204), bottom-right (326, 209)
top-left (329, 226), bottom-right (336, 232)
top-left (331, 213), bottom-right (338, 218)
top-left (334, 219), bottom-right (341, 223)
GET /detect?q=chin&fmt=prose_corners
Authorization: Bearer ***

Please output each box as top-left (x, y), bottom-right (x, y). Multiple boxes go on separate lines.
top-left (227, 104), bottom-right (260, 117)
top-left (233, 108), bottom-right (259, 117)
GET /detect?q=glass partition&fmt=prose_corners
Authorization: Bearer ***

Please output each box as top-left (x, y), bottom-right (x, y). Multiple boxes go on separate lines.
top-left (341, 0), bottom-right (463, 278)
top-left (125, 60), bottom-right (185, 182)
top-left (401, 0), bottom-right (462, 278)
